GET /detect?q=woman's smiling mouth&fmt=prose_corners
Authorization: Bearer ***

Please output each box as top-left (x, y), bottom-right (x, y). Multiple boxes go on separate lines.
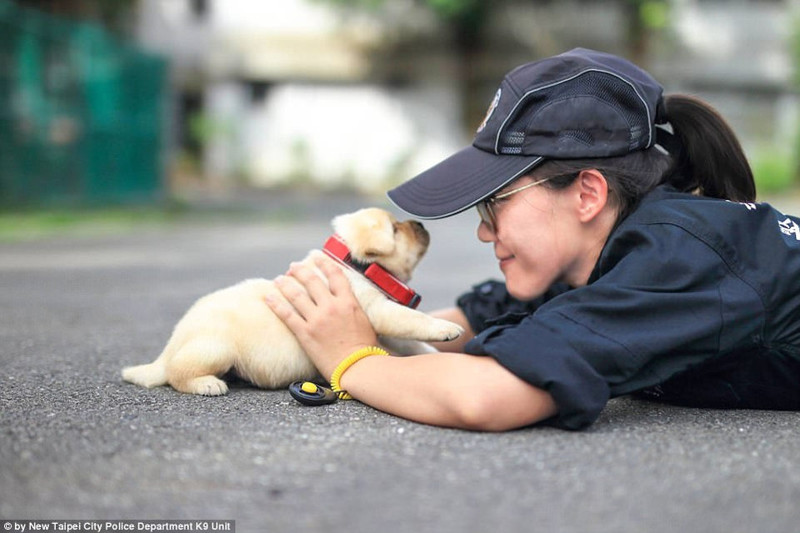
top-left (498, 255), bottom-right (515, 269)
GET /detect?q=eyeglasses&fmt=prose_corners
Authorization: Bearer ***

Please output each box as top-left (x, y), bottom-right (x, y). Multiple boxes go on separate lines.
top-left (476, 176), bottom-right (551, 233)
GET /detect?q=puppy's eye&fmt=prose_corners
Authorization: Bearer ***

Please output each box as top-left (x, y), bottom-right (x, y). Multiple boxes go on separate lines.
top-left (393, 225), bottom-right (399, 235)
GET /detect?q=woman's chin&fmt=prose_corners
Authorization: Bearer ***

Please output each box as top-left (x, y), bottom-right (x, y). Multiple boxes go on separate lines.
top-left (505, 276), bottom-right (553, 302)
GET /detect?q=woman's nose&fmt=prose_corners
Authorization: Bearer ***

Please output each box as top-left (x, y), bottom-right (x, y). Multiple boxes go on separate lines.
top-left (477, 219), bottom-right (495, 243)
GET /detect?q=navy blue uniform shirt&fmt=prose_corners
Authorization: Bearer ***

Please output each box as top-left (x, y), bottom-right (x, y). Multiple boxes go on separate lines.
top-left (459, 185), bottom-right (800, 430)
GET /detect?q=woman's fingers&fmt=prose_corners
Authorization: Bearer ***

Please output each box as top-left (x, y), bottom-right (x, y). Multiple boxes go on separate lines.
top-left (274, 273), bottom-right (316, 319)
top-left (315, 256), bottom-right (353, 298)
top-left (274, 259), bottom-right (345, 324)
top-left (288, 261), bottom-right (334, 303)
top-left (264, 292), bottom-right (306, 334)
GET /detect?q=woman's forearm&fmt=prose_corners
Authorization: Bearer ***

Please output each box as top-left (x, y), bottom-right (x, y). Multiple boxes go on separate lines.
top-left (339, 351), bottom-right (557, 432)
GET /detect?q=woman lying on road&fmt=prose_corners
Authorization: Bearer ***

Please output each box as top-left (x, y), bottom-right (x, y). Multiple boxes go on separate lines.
top-left (266, 48), bottom-right (800, 431)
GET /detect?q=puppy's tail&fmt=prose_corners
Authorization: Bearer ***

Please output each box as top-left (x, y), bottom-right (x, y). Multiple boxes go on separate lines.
top-left (122, 358), bottom-right (167, 388)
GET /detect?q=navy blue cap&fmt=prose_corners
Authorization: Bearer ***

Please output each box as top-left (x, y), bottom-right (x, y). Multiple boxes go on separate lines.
top-left (387, 48), bottom-right (665, 219)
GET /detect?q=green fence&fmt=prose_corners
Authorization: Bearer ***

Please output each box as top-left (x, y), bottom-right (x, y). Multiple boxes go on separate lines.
top-left (0, 0), bottom-right (168, 207)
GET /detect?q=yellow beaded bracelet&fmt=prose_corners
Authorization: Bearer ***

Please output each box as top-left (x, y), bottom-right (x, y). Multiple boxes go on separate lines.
top-left (330, 346), bottom-right (389, 400)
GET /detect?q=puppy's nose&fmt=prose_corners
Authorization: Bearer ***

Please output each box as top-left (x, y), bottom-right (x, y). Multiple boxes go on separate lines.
top-left (410, 220), bottom-right (430, 247)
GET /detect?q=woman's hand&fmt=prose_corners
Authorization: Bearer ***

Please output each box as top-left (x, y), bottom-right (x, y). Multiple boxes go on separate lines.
top-left (265, 257), bottom-right (378, 379)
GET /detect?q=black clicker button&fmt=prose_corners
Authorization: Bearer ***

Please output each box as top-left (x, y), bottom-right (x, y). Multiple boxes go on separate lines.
top-left (288, 381), bottom-right (339, 406)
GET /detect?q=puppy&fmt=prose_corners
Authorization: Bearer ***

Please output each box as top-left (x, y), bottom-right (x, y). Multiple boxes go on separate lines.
top-left (121, 207), bottom-right (463, 395)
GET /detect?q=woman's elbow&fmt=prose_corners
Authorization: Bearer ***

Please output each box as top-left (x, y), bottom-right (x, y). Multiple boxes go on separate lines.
top-left (451, 401), bottom-right (514, 432)
top-left (447, 387), bottom-right (557, 432)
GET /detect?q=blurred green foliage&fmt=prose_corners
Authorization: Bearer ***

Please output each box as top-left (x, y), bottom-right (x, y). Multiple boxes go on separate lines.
top-left (751, 146), bottom-right (797, 195)
top-left (638, 0), bottom-right (669, 30)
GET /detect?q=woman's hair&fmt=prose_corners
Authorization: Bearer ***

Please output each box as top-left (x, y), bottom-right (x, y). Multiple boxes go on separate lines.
top-left (533, 93), bottom-right (756, 222)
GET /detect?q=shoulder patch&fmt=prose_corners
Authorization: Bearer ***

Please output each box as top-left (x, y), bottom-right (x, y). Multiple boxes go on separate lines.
top-left (778, 217), bottom-right (800, 241)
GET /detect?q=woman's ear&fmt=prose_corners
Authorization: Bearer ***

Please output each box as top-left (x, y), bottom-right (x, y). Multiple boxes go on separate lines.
top-left (575, 169), bottom-right (610, 223)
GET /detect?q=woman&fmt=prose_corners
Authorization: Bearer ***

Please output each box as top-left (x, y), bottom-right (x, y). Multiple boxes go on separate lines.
top-left (266, 48), bottom-right (800, 430)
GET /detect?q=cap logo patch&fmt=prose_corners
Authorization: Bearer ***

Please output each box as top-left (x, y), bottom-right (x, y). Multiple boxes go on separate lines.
top-left (477, 88), bottom-right (501, 133)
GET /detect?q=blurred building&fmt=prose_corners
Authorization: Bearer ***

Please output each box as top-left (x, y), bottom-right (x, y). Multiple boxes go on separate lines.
top-left (135, 0), bottom-right (800, 193)
top-left (136, 0), bottom-right (468, 192)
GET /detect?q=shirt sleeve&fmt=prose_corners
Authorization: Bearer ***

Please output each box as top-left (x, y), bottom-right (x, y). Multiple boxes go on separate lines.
top-left (465, 221), bottom-right (761, 430)
top-left (456, 279), bottom-right (572, 334)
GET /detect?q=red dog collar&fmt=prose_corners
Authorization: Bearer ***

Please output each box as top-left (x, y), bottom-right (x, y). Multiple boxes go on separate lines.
top-left (323, 234), bottom-right (421, 309)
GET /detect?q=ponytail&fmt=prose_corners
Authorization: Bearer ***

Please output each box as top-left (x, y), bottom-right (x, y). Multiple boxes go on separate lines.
top-left (661, 94), bottom-right (756, 202)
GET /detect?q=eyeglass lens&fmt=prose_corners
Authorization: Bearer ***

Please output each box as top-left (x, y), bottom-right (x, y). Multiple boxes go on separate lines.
top-left (476, 202), bottom-right (496, 232)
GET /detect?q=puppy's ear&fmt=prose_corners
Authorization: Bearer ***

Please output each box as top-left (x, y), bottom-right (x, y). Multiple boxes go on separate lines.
top-left (332, 208), bottom-right (396, 260)
top-left (362, 222), bottom-right (395, 257)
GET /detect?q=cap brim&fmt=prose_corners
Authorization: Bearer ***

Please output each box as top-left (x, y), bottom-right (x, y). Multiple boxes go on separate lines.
top-left (386, 146), bottom-right (544, 219)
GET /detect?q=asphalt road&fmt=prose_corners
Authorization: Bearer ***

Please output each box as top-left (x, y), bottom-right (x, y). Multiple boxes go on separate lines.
top-left (2, 189), bottom-right (800, 533)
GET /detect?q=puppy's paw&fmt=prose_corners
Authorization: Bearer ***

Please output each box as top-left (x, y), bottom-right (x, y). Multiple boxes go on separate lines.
top-left (424, 319), bottom-right (464, 342)
top-left (186, 376), bottom-right (229, 396)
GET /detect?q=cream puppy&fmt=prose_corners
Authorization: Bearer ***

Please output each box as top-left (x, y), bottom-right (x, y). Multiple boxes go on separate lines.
top-left (122, 208), bottom-right (463, 396)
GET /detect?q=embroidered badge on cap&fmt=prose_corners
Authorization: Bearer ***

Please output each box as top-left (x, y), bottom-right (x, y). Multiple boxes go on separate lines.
top-left (477, 88), bottom-right (501, 133)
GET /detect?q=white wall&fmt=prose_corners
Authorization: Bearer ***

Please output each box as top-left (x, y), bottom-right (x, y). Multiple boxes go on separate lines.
top-left (204, 81), bottom-right (464, 191)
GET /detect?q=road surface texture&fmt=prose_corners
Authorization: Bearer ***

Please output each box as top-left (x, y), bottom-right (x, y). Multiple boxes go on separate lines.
top-left (2, 189), bottom-right (800, 532)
